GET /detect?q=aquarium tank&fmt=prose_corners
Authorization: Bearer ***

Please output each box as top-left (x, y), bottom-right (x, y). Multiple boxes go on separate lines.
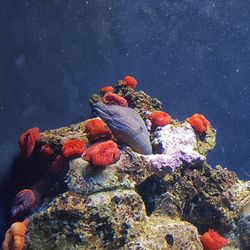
top-left (0, 1), bottom-right (250, 249)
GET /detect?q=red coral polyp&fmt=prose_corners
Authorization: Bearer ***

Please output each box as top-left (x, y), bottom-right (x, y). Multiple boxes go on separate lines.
top-left (19, 127), bottom-right (40, 159)
top-left (11, 189), bottom-right (38, 218)
top-left (149, 111), bottom-right (172, 127)
top-left (201, 229), bottom-right (229, 250)
top-left (122, 75), bottom-right (137, 89)
top-left (85, 118), bottom-right (112, 141)
top-left (62, 139), bottom-right (86, 158)
top-left (188, 113), bottom-right (210, 133)
top-left (103, 92), bottom-right (128, 107)
top-left (100, 85), bottom-right (114, 94)
top-left (83, 140), bottom-right (120, 167)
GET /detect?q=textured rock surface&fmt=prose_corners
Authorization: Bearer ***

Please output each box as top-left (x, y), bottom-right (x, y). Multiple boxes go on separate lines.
top-left (26, 189), bottom-right (203, 250)
top-left (238, 214), bottom-right (250, 248)
top-left (26, 190), bottom-right (147, 250)
top-left (196, 125), bottom-right (216, 156)
top-left (40, 121), bottom-right (88, 146)
top-left (133, 215), bottom-right (203, 249)
top-left (66, 157), bottom-right (135, 195)
top-left (139, 163), bottom-right (250, 249)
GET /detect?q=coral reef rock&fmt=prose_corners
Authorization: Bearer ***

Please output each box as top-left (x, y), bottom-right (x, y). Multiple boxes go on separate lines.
top-left (7, 79), bottom-right (250, 249)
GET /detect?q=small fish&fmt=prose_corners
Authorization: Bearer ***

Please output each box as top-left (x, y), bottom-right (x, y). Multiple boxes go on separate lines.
top-left (92, 102), bottom-right (152, 155)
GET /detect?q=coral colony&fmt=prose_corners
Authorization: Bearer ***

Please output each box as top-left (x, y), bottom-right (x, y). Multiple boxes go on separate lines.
top-left (2, 76), bottom-right (250, 250)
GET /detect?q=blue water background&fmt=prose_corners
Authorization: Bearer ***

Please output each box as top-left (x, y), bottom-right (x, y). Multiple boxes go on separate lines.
top-left (1, 0), bottom-right (250, 242)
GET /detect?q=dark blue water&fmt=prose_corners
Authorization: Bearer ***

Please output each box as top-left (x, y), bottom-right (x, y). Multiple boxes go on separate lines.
top-left (1, 0), bottom-right (250, 242)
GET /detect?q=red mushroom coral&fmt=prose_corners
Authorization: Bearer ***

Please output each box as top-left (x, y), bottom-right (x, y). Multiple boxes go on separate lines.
top-left (11, 189), bottom-right (38, 218)
top-left (103, 92), bottom-right (128, 107)
top-left (62, 139), bottom-right (86, 158)
top-left (201, 229), bottom-right (229, 250)
top-left (100, 85), bottom-right (114, 94)
top-left (2, 219), bottom-right (29, 250)
top-left (188, 113), bottom-right (210, 133)
top-left (83, 140), bottom-right (120, 167)
top-left (122, 75), bottom-right (137, 89)
top-left (85, 118), bottom-right (112, 142)
top-left (149, 111), bottom-right (172, 127)
top-left (19, 127), bottom-right (40, 159)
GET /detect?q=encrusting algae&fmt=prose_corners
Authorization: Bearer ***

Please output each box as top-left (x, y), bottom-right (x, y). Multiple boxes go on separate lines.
top-left (2, 76), bottom-right (250, 250)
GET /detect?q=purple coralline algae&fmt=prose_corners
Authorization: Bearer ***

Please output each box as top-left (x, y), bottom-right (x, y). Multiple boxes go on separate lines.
top-left (144, 122), bottom-right (205, 173)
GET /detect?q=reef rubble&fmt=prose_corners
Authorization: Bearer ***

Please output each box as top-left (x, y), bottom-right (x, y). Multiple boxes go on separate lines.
top-left (3, 78), bottom-right (250, 250)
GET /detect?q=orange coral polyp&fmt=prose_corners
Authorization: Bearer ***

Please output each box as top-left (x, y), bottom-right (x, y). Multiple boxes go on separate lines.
top-left (85, 118), bottom-right (112, 141)
top-left (100, 86), bottom-right (114, 94)
top-left (149, 111), bottom-right (172, 127)
top-left (62, 139), bottom-right (86, 158)
top-left (201, 229), bottom-right (229, 250)
top-left (83, 140), bottom-right (120, 167)
top-left (2, 220), bottom-right (29, 250)
top-left (122, 75), bottom-right (137, 89)
top-left (188, 113), bottom-right (210, 133)
top-left (19, 127), bottom-right (40, 159)
top-left (103, 92), bottom-right (128, 107)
